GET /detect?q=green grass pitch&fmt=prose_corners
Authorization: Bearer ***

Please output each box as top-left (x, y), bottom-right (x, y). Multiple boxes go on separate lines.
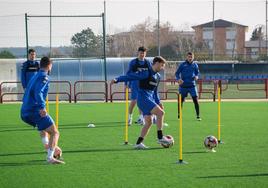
top-left (0, 101), bottom-right (268, 188)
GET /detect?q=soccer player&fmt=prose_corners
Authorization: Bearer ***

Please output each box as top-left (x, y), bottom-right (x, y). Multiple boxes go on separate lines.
top-left (21, 56), bottom-right (64, 164)
top-left (175, 52), bottom-right (201, 121)
top-left (21, 49), bottom-right (40, 90)
top-left (112, 56), bottom-right (171, 149)
top-left (126, 46), bottom-right (150, 126)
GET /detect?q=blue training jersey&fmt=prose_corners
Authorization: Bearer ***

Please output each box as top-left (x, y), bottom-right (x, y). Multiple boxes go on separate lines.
top-left (116, 65), bottom-right (161, 104)
top-left (21, 70), bottom-right (49, 113)
top-left (175, 60), bottom-right (199, 87)
top-left (21, 60), bottom-right (40, 89)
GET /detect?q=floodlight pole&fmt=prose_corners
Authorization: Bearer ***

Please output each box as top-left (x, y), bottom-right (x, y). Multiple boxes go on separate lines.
top-left (25, 13), bottom-right (29, 59)
top-left (49, 0), bottom-right (52, 57)
top-left (157, 0), bottom-right (160, 56)
top-left (102, 13), bottom-right (107, 82)
top-left (212, 0), bottom-right (215, 61)
top-left (104, 1), bottom-right (106, 28)
top-left (265, 0), bottom-right (268, 56)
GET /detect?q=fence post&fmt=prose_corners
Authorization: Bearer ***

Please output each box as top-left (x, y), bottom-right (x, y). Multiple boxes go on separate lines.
top-left (265, 79), bottom-right (268, 99)
top-left (198, 79), bottom-right (202, 99)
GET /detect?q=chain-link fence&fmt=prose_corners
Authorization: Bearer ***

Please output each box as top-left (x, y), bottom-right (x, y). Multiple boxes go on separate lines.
top-left (0, 0), bottom-right (267, 61)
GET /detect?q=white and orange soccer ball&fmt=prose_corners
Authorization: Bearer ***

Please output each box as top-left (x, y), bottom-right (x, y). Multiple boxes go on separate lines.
top-left (204, 135), bottom-right (218, 150)
top-left (161, 135), bottom-right (174, 148)
top-left (54, 146), bottom-right (62, 159)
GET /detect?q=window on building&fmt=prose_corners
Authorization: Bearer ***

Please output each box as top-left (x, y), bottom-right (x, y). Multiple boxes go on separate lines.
top-left (226, 40), bottom-right (236, 50)
top-left (251, 48), bottom-right (258, 59)
top-left (203, 28), bottom-right (213, 40)
top-left (226, 27), bottom-right (236, 40)
top-left (204, 39), bottom-right (213, 49)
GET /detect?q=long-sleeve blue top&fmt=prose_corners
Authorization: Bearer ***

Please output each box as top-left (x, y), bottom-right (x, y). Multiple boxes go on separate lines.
top-left (116, 66), bottom-right (161, 104)
top-left (21, 60), bottom-right (40, 89)
top-left (175, 60), bottom-right (199, 87)
top-left (21, 70), bottom-right (49, 114)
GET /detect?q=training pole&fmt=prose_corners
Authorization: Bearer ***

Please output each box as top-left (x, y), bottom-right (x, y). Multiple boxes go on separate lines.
top-left (56, 93), bottom-right (59, 129)
top-left (46, 96), bottom-right (49, 113)
top-left (217, 81), bottom-right (223, 144)
top-left (124, 86), bottom-right (129, 144)
top-left (177, 94), bottom-right (188, 164)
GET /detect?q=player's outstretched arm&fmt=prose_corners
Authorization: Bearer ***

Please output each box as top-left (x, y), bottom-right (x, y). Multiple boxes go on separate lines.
top-left (112, 70), bottom-right (149, 83)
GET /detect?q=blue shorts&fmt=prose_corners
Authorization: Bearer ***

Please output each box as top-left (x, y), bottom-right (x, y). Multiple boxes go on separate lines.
top-left (137, 94), bottom-right (157, 116)
top-left (179, 86), bottom-right (198, 98)
top-left (21, 111), bottom-right (55, 131)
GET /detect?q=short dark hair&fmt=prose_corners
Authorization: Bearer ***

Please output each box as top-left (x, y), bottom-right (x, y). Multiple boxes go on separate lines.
top-left (187, 52), bottom-right (193, 56)
top-left (28, 49), bottom-right (35, 54)
top-left (138, 46), bottom-right (147, 52)
top-left (40, 56), bottom-right (52, 68)
top-left (152, 56), bottom-right (166, 65)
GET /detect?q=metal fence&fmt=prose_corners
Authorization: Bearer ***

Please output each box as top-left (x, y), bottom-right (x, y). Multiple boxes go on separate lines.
top-left (1, 58), bottom-right (268, 102)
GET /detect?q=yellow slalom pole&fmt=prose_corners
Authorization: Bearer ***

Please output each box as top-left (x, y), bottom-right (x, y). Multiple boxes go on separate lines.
top-left (46, 95), bottom-right (51, 140)
top-left (56, 93), bottom-right (59, 129)
top-left (179, 94), bottom-right (183, 161)
top-left (124, 86), bottom-right (129, 144)
top-left (177, 94), bottom-right (187, 164)
top-left (46, 96), bottom-right (49, 113)
top-left (217, 84), bottom-right (221, 143)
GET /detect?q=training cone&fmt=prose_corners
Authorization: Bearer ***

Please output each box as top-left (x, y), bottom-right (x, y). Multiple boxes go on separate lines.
top-left (87, 124), bottom-right (95, 128)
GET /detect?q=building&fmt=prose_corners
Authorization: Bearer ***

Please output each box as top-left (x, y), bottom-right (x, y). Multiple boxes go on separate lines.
top-left (109, 30), bottom-right (194, 57)
top-left (192, 19), bottom-right (248, 58)
top-left (245, 40), bottom-right (268, 59)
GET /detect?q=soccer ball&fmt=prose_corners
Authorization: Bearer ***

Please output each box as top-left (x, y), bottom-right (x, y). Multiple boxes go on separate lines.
top-left (204, 135), bottom-right (218, 150)
top-left (161, 135), bottom-right (174, 148)
top-left (54, 146), bottom-right (62, 159)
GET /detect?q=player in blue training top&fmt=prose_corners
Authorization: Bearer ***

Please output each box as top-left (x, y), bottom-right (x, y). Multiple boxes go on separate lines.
top-left (127, 46), bottom-right (150, 126)
top-left (112, 56), bottom-right (171, 149)
top-left (21, 56), bottom-right (64, 164)
top-left (175, 52), bottom-right (201, 121)
top-left (21, 49), bottom-right (40, 90)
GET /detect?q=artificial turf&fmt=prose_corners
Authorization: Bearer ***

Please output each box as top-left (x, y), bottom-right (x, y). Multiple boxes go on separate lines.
top-left (0, 101), bottom-right (267, 188)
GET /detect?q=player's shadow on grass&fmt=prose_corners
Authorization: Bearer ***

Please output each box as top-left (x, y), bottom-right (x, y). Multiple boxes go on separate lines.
top-left (0, 124), bottom-right (22, 129)
top-left (184, 151), bottom-right (207, 154)
top-left (0, 151), bottom-right (45, 157)
top-left (0, 128), bottom-right (34, 133)
top-left (63, 147), bottom-right (163, 154)
top-left (0, 160), bottom-right (47, 167)
top-left (0, 147), bottom-right (163, 158)
top-left (0, 122), bottom-right (125, 132)
top-left (197, 173), bottom-right (268, 178)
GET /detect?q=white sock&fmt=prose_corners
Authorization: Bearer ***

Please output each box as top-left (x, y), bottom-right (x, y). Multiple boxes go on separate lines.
top-left (47, 148), bottom-right (55, 160)
top-left (139, 114), bottom-right (144, 120)
top-left (41, 136), bottom-right (49, 146)
top-left (129, 114), bottom-right (133, 119)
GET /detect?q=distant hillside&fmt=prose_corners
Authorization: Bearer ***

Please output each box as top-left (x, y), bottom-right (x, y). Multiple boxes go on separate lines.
top-left (0, 46), bottom-right (73, 58)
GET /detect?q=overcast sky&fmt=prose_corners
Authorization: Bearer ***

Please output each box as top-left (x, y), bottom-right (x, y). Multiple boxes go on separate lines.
top-left (0, 0), bottom-right (266, 47)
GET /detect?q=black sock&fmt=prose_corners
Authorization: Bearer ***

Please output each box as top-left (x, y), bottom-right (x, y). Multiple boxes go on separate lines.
top-left (192, 96), bottom-right (200, 117)
top-left (136, 137), bottom-right (144, 145)
top-left (157, 130), bottom-right (163, 139)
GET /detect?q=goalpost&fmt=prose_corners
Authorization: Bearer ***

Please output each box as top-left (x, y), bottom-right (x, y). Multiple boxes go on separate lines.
top-left (24, 13), bottom-right (107, 82)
